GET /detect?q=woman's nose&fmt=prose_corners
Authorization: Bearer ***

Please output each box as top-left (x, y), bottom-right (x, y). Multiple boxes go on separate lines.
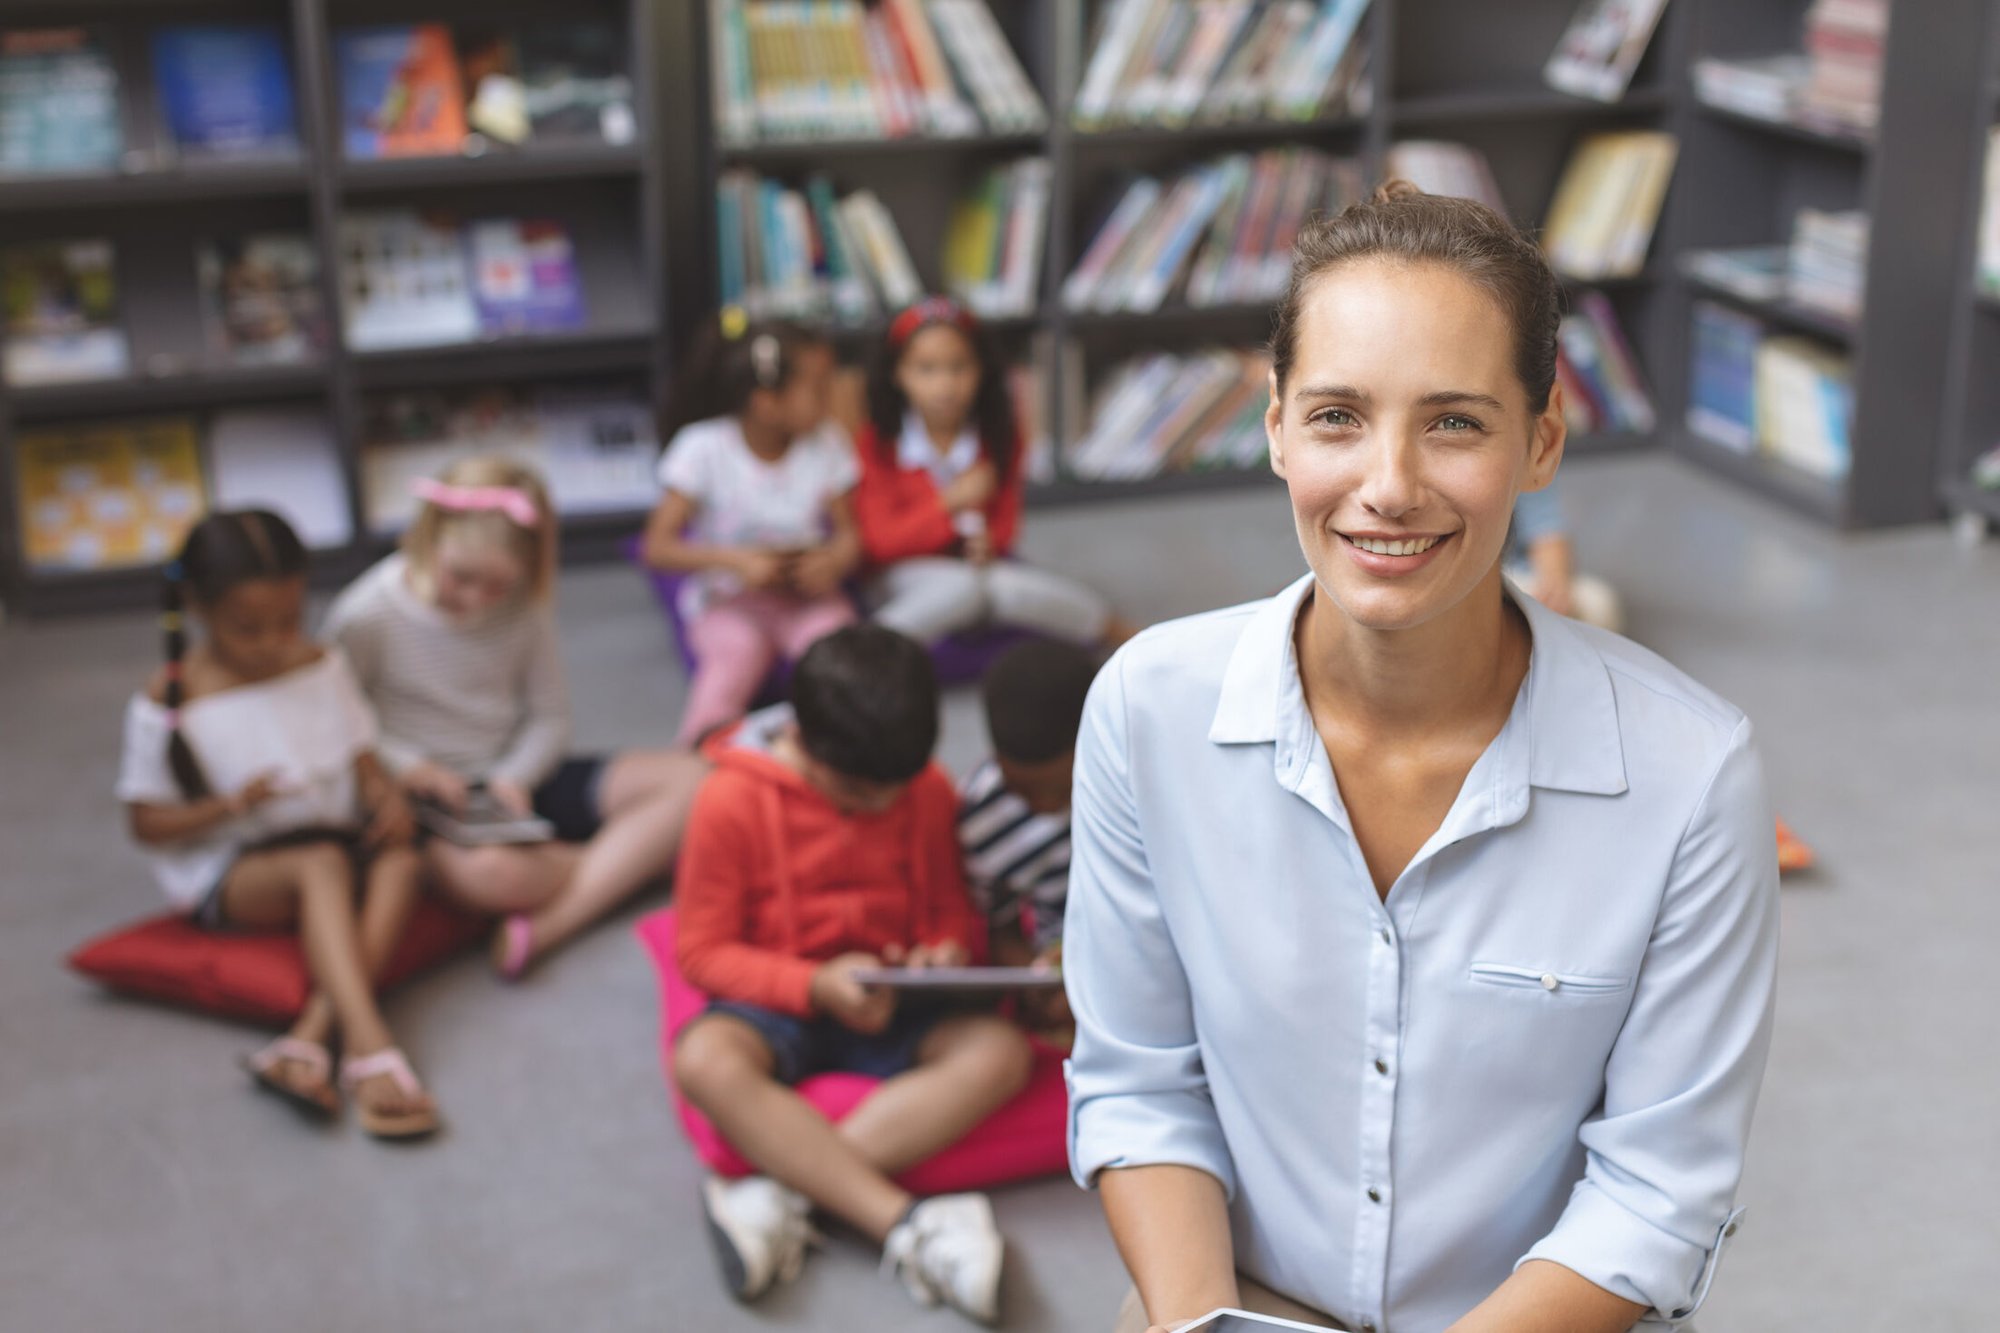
top-left (1356, 436), bottom-right (1422, 517)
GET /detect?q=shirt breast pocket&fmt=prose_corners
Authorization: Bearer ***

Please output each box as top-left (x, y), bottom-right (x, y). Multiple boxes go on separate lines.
top-left (1467, 961), bottom-right (1632, 998)
top-left (1457, 961), bottom-right (1635, 1111)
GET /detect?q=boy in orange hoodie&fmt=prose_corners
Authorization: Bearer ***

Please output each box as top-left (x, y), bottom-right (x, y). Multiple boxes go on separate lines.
top-left (674, 624), bottom-right (1033, 1323)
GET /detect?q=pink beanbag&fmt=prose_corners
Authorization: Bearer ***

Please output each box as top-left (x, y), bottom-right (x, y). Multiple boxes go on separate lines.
top-left (636, 908), bottom-right (1071, 1193)
top-left (68, 897), bottom-right (487, 1028)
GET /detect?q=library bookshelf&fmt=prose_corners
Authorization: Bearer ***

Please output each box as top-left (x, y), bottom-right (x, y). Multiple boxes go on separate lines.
top-left (1940, 1), bottom-right (2000, 535)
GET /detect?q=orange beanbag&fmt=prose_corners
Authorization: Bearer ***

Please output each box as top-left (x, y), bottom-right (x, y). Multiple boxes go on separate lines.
top-left (67, 897), bottom-right (486, 1028)
top-left (636, 908), bottom-right (1071, 1194)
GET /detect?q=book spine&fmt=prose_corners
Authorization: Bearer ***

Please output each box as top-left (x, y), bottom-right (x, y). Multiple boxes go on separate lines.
top-left (1074, 0), bottom-right (1150, 129)
top-left (1062, 177), bottom-right (1163, 309)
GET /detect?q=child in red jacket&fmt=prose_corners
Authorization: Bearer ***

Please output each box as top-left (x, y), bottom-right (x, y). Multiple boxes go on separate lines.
top-left (854, 297), bottom-right (1133, 649)
top-left (674, 624), bottom-right (1032, 1322)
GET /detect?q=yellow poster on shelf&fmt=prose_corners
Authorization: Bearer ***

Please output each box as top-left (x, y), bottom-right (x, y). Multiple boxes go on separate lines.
top-left (13, 417), bottom-right (206, 571)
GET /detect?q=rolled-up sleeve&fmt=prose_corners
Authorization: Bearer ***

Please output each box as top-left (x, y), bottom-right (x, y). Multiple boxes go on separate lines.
top-left (1063, 652), bottom-right (1237, 1199)
top-left (1521, 717), bottom-right (1780, 1320)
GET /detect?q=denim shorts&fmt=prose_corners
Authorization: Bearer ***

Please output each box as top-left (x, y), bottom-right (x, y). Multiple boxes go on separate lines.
top-left (702, 1000), bottom-right (944, 1086)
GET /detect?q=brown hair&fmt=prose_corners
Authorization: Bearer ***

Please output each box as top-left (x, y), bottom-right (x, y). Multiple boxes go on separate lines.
top-left (401, 455), bottom-right (558, 601)
top-left (1270, 179), bottom-right (1563, 414)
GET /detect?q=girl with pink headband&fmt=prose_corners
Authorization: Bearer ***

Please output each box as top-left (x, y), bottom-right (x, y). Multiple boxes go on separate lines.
top-left (324, 456), bottom-right (709, 982)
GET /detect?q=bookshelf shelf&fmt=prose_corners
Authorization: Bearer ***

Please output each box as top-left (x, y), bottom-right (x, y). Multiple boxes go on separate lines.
top-left (8, 364), bottom-right (329, 423)
top-left (1675, 427), bottom-right (1846, 526)
top-left (1683, 276), bottom-right (1858, 346)
top-left (1935, 2), bottom-right (2000, 529)
top-left (1393, 85), bottom-right (1670, 125)
top-left (347, 324), bottom-right (659, 388)
top-left (1029, 465), bottom-right (1279, 508)
top-left (336, 142), bottom-right (647, 190)
top-left (0, 161), bottom-right (312, 212)
top-left (1689, 98), bottom-right (1874, 155)
top-left (1068, 117), bottom-right (1366, 149)
top-left (717, 132), bottom-right (1047, 164)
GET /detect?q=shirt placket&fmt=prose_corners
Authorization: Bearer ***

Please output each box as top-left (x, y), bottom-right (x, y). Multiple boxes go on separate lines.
top-left (1345, 861), bottom-right (1422, 1333)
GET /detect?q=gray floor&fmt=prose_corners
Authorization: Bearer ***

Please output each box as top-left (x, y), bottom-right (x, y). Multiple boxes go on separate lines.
top-left (2, 453), bottom-right (1995, 1331)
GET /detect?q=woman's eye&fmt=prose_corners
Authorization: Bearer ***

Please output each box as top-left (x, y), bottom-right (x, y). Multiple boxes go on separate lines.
top-left (1310, 407), bottom-right (1356, 428)
top-left (1437, 414), bottom-right (1482, 432)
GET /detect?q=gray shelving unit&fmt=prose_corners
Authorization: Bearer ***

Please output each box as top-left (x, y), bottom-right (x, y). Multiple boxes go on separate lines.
top-left (0, 0), bottom-right (677, 614)
top-left (1657, 0), bottom-right (1987, 529)
top-left (1940, 1), bottom-right (2000, 533)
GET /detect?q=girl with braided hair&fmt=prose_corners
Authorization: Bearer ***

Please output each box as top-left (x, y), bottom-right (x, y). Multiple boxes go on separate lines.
top-left (116, 510), bottom-right (440, 1140)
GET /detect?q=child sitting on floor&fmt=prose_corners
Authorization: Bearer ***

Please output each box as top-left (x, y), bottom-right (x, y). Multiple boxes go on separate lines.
top-left (960, 639), bottom-right (1100, 1035)
top-left (324, 457), bottom-right (709, 981)
top-left (644, 311), bottom-right (863, 745)
top-left (1508, 478), bottom-right (1624, 632)
top-left (853, 296), bottom-right (1134, 649)
top-left (673, 624), bottom-right (1032, 1323)
top-left (117, 510), bottom-right (437, 1139)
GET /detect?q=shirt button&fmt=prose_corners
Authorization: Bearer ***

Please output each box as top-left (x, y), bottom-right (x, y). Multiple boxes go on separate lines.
top-left (1540, 973), bottom-right (1560, 991)
top-left (1378, 928), bottom-right (1392, 945)
top-left (1367, 1187), bottom-right (1382, 1203)
top-left (1374, 1058), bottom-right (1389, 1075)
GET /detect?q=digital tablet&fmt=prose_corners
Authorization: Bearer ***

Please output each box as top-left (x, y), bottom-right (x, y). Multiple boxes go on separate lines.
top-left (849, 966), bottom-right (1064, 992)
top-left (414, 790), bottom-right (555, 846)
top-left (1179, 1310), bottom-right (1338, 1332)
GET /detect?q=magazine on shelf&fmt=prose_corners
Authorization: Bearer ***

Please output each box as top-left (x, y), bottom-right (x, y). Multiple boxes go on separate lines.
top-left (338, 211), bottom-right (478, 351)
top-left (533, 384), bottom-right (661, 516)
top-left (1543, 0), bottom-right (1669, 103)
top-left (151, 25), bottom-right (300, 160)
top-left (1687, 300), bottom-right (1763, 454)
top-left (1540, 130), bottom-right (1677, 280)
top-left (1, 239), bottom-right (130, 386)
top-left (197, 233), bottom-right (327, 368)
top-left (1680, 245), bottom-right (1791, 303)
top-left (0, 27), bottom-right (123, 175)
top-left (207, 407), bottom-right (353, 551)
top-left (12, 417), bottom-right (205, 571)
top-left (467, 219), bottom-right (586, 336)
top-left (1691, 54), bottom-right (1809, 124)
top-left (335, 24), bottom-right (468, 159)
top-left (1755, 336), bottom-right (1851, 480)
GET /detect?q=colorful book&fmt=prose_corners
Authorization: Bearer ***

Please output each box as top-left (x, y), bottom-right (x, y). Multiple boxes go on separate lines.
top-left (197, 234), bottom-right (327, 368)
top-left (335, 25), bottom-right (468, 159)
top-left (1543, 0), bottom-right (1669, 102)
top-left (1541, 130), bottom-right (1677, 280)
top-left (13, 417), bottom-right (205, 571)
top-left (151, 25), bottom-right (299, 159)
top-left (1687, 300), bottom-right (1763, 453)
top-left (0, 27), bottom-right (122, 174)
top-left (337, 211), bottom-right (478, 350)
top-left (467, 219), bottom-right (586, 335)
top-left (1, 239), bottom-right (129, 385)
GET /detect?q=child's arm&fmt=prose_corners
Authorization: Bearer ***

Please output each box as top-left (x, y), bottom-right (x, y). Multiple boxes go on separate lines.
top-left (642, 490), bottom-right (785, 588)
top-left (354, 751), bottom-right (415, 850)
top-left (485, 611), bottom-right (571, 811)
top-left (675, 777), bottom-right (826, 1016)
top-left (915, 769), bottom-right (990, 962)
top-left (127, 777), bottom-right (283, 847)
top-left (1526, 533), bottom-right (1578, 618)
top-left (984, 439), bottom-right (1026, 556)
top-left (854, 443), bottom-right (960, 564)
top-left (791, 492), bottom-right (864, 598)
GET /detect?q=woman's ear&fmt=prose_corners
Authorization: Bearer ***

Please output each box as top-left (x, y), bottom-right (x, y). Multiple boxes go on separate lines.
top-left (1522, 381), bottom-right (1568, 492)
top-left (1265, 368), bottom-right (1287, 479)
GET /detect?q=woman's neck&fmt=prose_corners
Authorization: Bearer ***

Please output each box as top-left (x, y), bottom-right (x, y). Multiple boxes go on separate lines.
top-left (1296, 566), bottom-right (1530, 738)
top-left (741, 415), bottom-right (793, 462)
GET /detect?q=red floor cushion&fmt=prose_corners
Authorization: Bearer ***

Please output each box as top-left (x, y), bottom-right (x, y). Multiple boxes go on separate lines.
top-left (635, 907), bottom-right (1070, 1194)
top-left (68, 897), bottom-right (487, 1028)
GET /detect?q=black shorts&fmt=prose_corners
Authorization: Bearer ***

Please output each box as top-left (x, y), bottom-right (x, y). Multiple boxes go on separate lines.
top-left (699, 1000), bottom-right (945, 1087)
top-left (531, 756), bottom-right (609, 843)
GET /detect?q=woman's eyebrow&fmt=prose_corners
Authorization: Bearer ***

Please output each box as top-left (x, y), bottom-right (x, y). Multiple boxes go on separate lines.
top-left (1292, 383), bottom-right (1368, 403)
top-left (1415, 389), bottom-right (1507, 412)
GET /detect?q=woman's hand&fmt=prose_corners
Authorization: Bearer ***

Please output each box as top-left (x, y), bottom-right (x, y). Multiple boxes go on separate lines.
top-left (789, 544), bottom-right (849, 599)
top-left (940, 460), bottom-right (998, 513)
top-left (811, 953), bottom-right (897, 1034)
top-left (402, 761), bottom-right (468, 811)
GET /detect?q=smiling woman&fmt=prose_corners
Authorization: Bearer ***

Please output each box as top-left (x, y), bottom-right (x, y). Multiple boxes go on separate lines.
top-left (1065, 182), bottom-right (1781, 1333)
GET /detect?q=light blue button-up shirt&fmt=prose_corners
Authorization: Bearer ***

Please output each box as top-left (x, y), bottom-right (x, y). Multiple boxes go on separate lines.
top-left (1065, 574), bottom-right (1779, 1332)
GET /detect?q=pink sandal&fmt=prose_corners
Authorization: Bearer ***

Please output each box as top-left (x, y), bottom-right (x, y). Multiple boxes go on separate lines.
top-left (241, 1036), bottom-right (337, 1120)
top-left (493, 914), bottom-right (535, 982)
top-left (339, 1047), bottom-right (440, 1141)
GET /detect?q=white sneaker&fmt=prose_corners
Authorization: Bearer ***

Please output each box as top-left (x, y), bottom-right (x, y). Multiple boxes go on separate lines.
top-left (700, 1175), bottom-right (819, 1301)
top-left (881, 1193), bottom-right (1006, 1324)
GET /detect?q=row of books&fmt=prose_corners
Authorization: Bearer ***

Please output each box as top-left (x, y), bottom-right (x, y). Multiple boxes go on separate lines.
top-left (1680, 208), bottom-right (1870, 327)
top-left (1068, 348), bottom-right (1272, 481)
top-left (1690, 0), bottom-right (1885, 138)
top-left (1689, 300), bottom-right (1852, 481)
top-left (1541, 130), bottom-right (1677, 282)
top-left (943, 159), bottom-right (1054, 320)
top-left (337, 22), bottom-right (634, 158)
top-left (0, 25), bottom-right (294, 173)
top-left (0, 216), bottom-right (592, 384)
top-left (717, 171), bottom-right (923, 327)
top-left (1073, 0), bottom-right (1370, 131)
top-left (708, 0), bottom-right (1043, 144)
top-left (1558, 291), bottom-right (1655, 437)
top-left (1064, 149), bottom-right (1365, 314)
top-left (11, 409), bottom-right (349, 573)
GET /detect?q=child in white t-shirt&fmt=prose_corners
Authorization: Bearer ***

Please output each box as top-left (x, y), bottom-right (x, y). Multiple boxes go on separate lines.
top-left (644, 313), bottom-right (862, 744)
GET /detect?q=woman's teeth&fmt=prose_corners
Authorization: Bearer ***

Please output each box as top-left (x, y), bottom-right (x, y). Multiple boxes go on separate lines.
top-left (1346, 534), bottom-right (1443, 556)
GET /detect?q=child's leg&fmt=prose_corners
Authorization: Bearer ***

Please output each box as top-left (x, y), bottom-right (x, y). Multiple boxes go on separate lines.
top-left (676, 595), bottom-right (783, 745)
top-left (983, 561), bottom-right (1137, 647)
top-left (513, 749), bottom-right (711, 964)
top-left (774, 590), bottom-right (858, 662)
top-left (286, 844), bottom-right (425, 1069)
top-left (868, 558), bottom-right (984, 644)
top-left (676, 1015), bottom-right (914, 1243)
top-left (836, 1013), bottom-right (1034, 1176)
top-left (425, 839), bottom-right (580, 915)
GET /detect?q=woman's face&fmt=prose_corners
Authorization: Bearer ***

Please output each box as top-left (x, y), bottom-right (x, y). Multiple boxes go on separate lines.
top-left (895, 324), bottom-right (981, 434)
top-left (1265, 259), bottom-right (1563, 634)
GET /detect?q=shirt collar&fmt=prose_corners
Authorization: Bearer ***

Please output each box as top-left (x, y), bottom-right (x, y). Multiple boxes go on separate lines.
top-left (1208, 572), bottom-right (1628, 797)
top-left (898, 410), bottom-right (980, 479)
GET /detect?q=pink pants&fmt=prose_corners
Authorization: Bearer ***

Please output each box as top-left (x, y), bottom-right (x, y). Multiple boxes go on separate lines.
top-left (675, 589), bottom-right (856, 745)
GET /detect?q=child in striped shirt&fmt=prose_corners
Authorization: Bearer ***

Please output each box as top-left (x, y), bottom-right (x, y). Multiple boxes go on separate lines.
top-left (959, 640), bottom-right (1101, 1028)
